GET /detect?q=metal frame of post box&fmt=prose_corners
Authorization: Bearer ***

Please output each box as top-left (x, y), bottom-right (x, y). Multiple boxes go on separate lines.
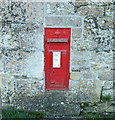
top-left (44, 28), bottom-right (71, 90)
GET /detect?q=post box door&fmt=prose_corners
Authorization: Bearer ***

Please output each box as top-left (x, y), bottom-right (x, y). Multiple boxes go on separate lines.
top-left (45, 28), bottom-right (71, 90)
top-left (49, 50), bottom-right (67, 88)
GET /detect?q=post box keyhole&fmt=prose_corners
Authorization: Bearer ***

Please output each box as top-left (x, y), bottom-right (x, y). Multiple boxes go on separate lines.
top-left (53, 71), bottom-right (55, 73)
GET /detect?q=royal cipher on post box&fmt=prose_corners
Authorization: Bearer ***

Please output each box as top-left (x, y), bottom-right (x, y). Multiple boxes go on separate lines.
top-left (44, 28), bottom-right (71, 90)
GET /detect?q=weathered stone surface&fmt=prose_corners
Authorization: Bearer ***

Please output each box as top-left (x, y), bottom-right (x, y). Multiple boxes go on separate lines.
top-left (1, 73), bottom-right (14, 103)
top-left (63, 17), bottom-right (82, 27)
top-left (71, 51), bottom-right (92, 71)
top-left (0, 74), bottom-right (2, 88)
top-left (70, 72), bottom-right (80, 80)
top-left (34, 33), bottom-right (44, 51)
top-left (46, 2), bottom-right (75, 15)
top-left (90, 51), bottom-right (113, 71)
top-left (72, 28), bottom-right (82, 38)
top-left (106, 106), bottom-right (114, 113)
top-left (83, 102), bottom-right (113, 113)
top-left (69, 80), bottom-right (79, 91)
top-left (1, 1), bottom-right (114, 116)
top-left (2, 35), bottom-right (12, 48)
top-left (13, 91), bottom-right (81, 116)
top-left (45, 16), bottom-right (63, 26)
top-left (84, 14), bottom-right (113, 52)
top-left (103, 81), bottom-right (113, 90)
top-left (98, 17), bottom-right (113, 29)
top-left (98, 71), bottom-right (113, 81)
top-left (71, 61), bottom-right (90, 71)
top-left (15, 79), bottom-right (43, 96)
top-left (102, 89), bottom-right (113, 99)
top-left (0, 59), bottom-right (3, 72)
top-left (74, 1), bottom-right (88, 6)
top-left (69, 80), bottom-right (104, 102)
top-left (81, 71), bottom-right (92, 80)
top-left (77, 80), bottom-right (104, 102)
top-left (77, 5), bottom-right (104, 17)
top-left (24, 51), bottom-right (44, 78)
top-left (105, 4), bottom-right (113, 17)
top-left (25, 2), bottom-right (44, 24)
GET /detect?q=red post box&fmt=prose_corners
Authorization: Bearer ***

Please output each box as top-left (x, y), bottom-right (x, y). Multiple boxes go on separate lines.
top-left (44, 28), bottom-right (71, 90)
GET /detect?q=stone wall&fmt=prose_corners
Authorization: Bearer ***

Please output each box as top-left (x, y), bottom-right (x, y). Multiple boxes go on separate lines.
top-left (0, 1), bottom-right (114, 117)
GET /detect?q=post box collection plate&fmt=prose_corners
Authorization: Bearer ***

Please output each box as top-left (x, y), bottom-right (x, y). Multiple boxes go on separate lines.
top-left (53, 52), bottom-right (61, 68)
top-left (45, 28), bottom-right (71, 90)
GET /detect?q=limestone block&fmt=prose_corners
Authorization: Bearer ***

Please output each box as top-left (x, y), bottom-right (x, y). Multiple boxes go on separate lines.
top-left (83, 102), bottom-right (113, 113)
top-left (2, 35), bottom-right (12, 48)
top-left (102, 89), bottom-right (113, 98)
top-left (83, 73), bottom-right (92, 79)
top-left (17, 80), bottom-right (31, 91)
top-left (98, 71), bottom-right (113, 81)
top-left (77, 5), bottom-right (104, 17)
top-left (26, 2), bottom-right (44, 24)
top-left (16, 79), bottom-right (43, 96)
top-left (13, 91), bottom-right (81, 116)
top-left (70, 72), bottom-right (80, 80)
top-left (0, 59), bottom-right (3, 72)
top-left (71, 61), bottom-right (90, 71)
top-left (24, 51), bottom-right (44, 79)
top-left (74, 1), bottom-right (88, 6)
top-left (72, 28), bottom-right (82, 38)
top-left (1, 73), bottom-right (14, 90)
top-left (69, 80), bottom-right (104, 102)
top-left (31, 80), bottom-right (43, 94)
top-left (46, 3), bottom-right (57, 15)
top-left (63, 17), bottom-right (82, 27)
top-left (71, 50), bottom-right (93, 61)
top-left (34, 33), bottom-right (44, 51)
top-left (69, 80), bottom-right (79, 91)
top-left (98, 17), bottom-right (113, 29)
top-left (80, 69), bottom-right (93, 80)
top-left (0, 74), bottom-right (2, 89)
top-left (0, 36), bottom-right (1, 45)
top-left (45, 16), bottom-right (63, 26)
top-left (71, 50), bottom-right (91, 70)
top-left (105, 4), bottom-right (113, 17)
top-left (93, 80), bottom-right (104, 100)
top-left (1, 73), bottom-right (14, 103)
top-left (46, 2), bottom-right (75, 15)
top-left (103, 81), bottom-right (113, 90)
top-left (77, 80), bottom-right (103, 102)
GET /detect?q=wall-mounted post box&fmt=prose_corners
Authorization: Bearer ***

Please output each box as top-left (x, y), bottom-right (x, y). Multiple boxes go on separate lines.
top-left (44, 28), bottom-right (71, 90)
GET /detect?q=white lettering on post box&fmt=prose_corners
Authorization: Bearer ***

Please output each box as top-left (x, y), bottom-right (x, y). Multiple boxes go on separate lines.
top-left (53, 52), bottom-right (61, 68)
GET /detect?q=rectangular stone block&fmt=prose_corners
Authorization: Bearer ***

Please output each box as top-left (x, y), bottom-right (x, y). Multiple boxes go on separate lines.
top-left (24, 51), bottom-right (44, 79)
top-left (46, 2), bottom-right (75, 15)
top-left (70, 72), bottom-right (80, 80)
top-left (45, 16), bottom-right (63, 26)
top-left (98, 71), bottom-right (113, 81)
top-left (102, 89), bottom-right (113, 100)
top-left (77, 5), bottom-right (104, 17)
top-left (63, 17), bottom-right (82, 27)
top-left (83, 73), bottom-right (92, 79)
top-left (0, 59), bottom-right (3, 72)
top-left (25, 2), bottom-right (44, 23)
top-left (98, 16), bottom-right (113, 29)
top-left (103, 81), bottom-right (113, 90)
top-left (72, 28), bottom-right (82, 38)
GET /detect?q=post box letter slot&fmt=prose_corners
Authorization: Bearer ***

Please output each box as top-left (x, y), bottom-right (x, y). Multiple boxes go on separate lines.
top-left (53, 52), bottom-right (61, 68)
top-left (47, 38), bottom-right (68, 43)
